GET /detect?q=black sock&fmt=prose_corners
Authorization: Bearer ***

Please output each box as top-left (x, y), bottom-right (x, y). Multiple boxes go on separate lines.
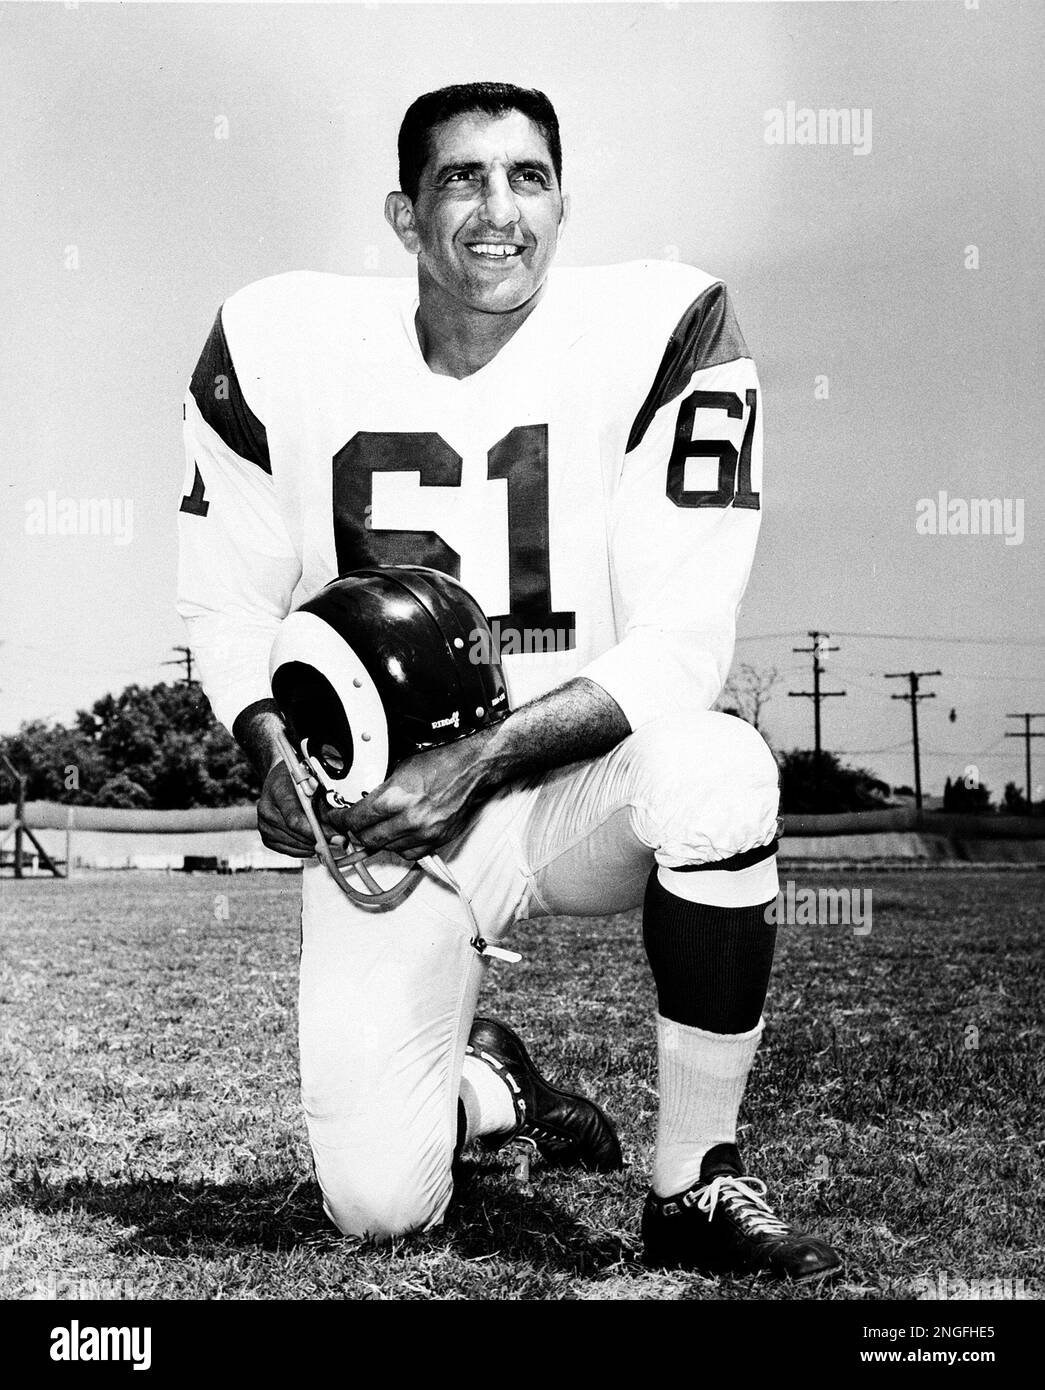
top-left (642, 868), bottom-right (777, 1032)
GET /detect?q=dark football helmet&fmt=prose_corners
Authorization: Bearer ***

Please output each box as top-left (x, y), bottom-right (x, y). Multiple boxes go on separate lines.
top-left (269, 565), bottom-right (511, 909)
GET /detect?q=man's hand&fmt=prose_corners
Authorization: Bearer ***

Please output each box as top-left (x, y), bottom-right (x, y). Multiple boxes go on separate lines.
top-left (233, 699), bottom-right (321, 860)
top-left (257, 759), bottom-right (320, 859)
top-left (237, 679), bottom-right (630, 865)
top-left (327, 731), bottom-right (497, 861)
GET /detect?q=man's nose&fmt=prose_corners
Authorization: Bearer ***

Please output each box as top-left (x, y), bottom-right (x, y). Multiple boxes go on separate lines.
top-left (479, 172), bottom-right (519, 229)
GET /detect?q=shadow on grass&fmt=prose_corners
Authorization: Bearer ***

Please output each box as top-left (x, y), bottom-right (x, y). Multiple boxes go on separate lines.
top-left (15, 1174), bottom-right (332, 1255)
top-left (14, 1162), bottom-right (632, 1275)
top-left (443, 1160), bottom-right (634, 1273)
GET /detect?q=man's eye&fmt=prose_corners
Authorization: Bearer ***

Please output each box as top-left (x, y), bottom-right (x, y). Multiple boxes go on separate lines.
top-left (445, 171), bottom-right (478, 184)
top-left (513, 170), bottom-right (547, 187)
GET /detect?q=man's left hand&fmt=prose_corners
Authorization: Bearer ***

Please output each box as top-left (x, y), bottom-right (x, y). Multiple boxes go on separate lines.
top-left (326, 730), bottom-right (498, 861)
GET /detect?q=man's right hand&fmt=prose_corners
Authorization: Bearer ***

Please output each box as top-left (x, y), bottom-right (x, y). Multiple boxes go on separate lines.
top-left (257, 759), bottom-right (319, 859)
top-left (233, 700), bottom-right (318, 859)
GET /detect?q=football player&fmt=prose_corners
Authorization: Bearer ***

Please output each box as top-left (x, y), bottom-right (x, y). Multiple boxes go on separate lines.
top-left (177, 82), bottom-right (842, 1279)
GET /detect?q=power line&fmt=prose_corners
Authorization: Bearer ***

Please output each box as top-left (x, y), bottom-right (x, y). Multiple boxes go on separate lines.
top-left (834, 740), bottom-right (913, 756)
top-left (921, 748), bottom-right (1024, 760)
top-left (833, 668), bottom-right (1044, 686)
top-left (739, 630), bottom-right (1045, 648)
top-left (831, 631), bottom-right (1045, 648)
top-left (941, 674), bottom-right (1044, 685)
top-left (826, 673), bottom-right (898, 702)
top-left (836, 735), bottom-right (1025, 761)
top-left (928, 733), bottom-right (1008, 759)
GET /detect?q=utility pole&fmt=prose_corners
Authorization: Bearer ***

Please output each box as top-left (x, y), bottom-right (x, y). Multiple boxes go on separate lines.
top-left (886, 670), bottom-right (941, 811)
top-left (789, 631), bottom-right (846, 756)
top-left (1005, 713), bottom-right (1045, 808)
top-left (164, 646), bottom-right (198, 687)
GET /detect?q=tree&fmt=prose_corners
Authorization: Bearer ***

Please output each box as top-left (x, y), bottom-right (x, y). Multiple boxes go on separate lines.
top-left (1001, 781), bottom-right (1029, 816)
top-left (715, 663), bottom-right (779, 733)
top-left (95, 772), bottom-right (152, 809)
top-left (1, 681), bottom-right (260, 810)
top-left (943, 773), bottom-right (992, 813)
top-left (778, 749), bottom-right (891, 814)
top-left (0, 719), bottom-right (106, 804)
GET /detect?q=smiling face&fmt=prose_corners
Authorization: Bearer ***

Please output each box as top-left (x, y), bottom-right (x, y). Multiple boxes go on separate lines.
top-left (386, 109), bottom-right (568, 318)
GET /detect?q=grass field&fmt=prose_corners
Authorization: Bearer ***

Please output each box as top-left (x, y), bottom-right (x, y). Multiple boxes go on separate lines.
top-left (1, 868), bottom-right (1042, 1302)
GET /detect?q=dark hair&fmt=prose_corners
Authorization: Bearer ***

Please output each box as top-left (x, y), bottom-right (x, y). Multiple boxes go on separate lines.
top-left (397, 82), bottom-right (562, 201)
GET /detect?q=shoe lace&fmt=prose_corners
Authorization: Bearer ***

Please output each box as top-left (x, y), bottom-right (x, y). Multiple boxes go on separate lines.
top-left (696, 1175), bottom-right (793, 1238)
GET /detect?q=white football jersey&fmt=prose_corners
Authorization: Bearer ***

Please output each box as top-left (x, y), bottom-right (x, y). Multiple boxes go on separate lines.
top-left (177, 261), bottom-right (763, 735)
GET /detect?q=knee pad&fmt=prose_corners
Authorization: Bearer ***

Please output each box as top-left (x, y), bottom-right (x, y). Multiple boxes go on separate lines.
top-left (623, 712), bottom-right (779, 868)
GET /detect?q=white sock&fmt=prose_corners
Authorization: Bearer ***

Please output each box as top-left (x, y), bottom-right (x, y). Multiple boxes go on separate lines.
top-left (459, 1052), bottom-right (518, 1143)
top-left (652, 1013), bottom-right (764, 1198)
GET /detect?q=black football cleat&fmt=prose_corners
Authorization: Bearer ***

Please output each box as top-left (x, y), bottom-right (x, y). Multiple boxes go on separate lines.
top-left (466, 1017), bottom-right (624, 1172)
top-left (642, 1143), bottom-right (843, 1281)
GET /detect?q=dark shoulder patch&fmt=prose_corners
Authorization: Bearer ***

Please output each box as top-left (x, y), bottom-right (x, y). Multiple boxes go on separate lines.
top-left (626, 281), bottom-right (750, 454)
top-left (189, 308), bottom-right (271, 473)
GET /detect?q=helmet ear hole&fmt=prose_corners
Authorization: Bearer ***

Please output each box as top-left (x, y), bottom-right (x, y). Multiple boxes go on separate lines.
top-left (272, 661), bottom-right (355, 787)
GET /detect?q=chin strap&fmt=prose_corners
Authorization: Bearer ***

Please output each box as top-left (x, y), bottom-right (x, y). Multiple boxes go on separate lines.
top-left (275, 727), bottom-right (421, 907)
top-left (412, 850), bottom-right (521, 963)
top-left (274, 729), bottom-right (520, 961)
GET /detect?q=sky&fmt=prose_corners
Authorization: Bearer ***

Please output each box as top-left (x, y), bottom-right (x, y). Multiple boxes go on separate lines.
top-left (2, 0), bottom-right (1043, 798)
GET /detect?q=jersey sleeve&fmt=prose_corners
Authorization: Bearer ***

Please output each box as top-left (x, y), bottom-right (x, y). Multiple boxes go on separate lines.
top-left (579, 280), bottom-right (763, 728)
top-left (176, 306), bottom-right (301, 735)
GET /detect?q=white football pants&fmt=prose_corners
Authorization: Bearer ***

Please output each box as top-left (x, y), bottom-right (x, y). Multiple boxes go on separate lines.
top-left (298, 710), bottom-right (779, 1241)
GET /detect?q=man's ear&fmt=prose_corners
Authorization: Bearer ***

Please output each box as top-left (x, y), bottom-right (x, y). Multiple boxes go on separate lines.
top-left (558, 191), bottom-right (570, 239)
top-left (385, 192), bottom-right (419, 253)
